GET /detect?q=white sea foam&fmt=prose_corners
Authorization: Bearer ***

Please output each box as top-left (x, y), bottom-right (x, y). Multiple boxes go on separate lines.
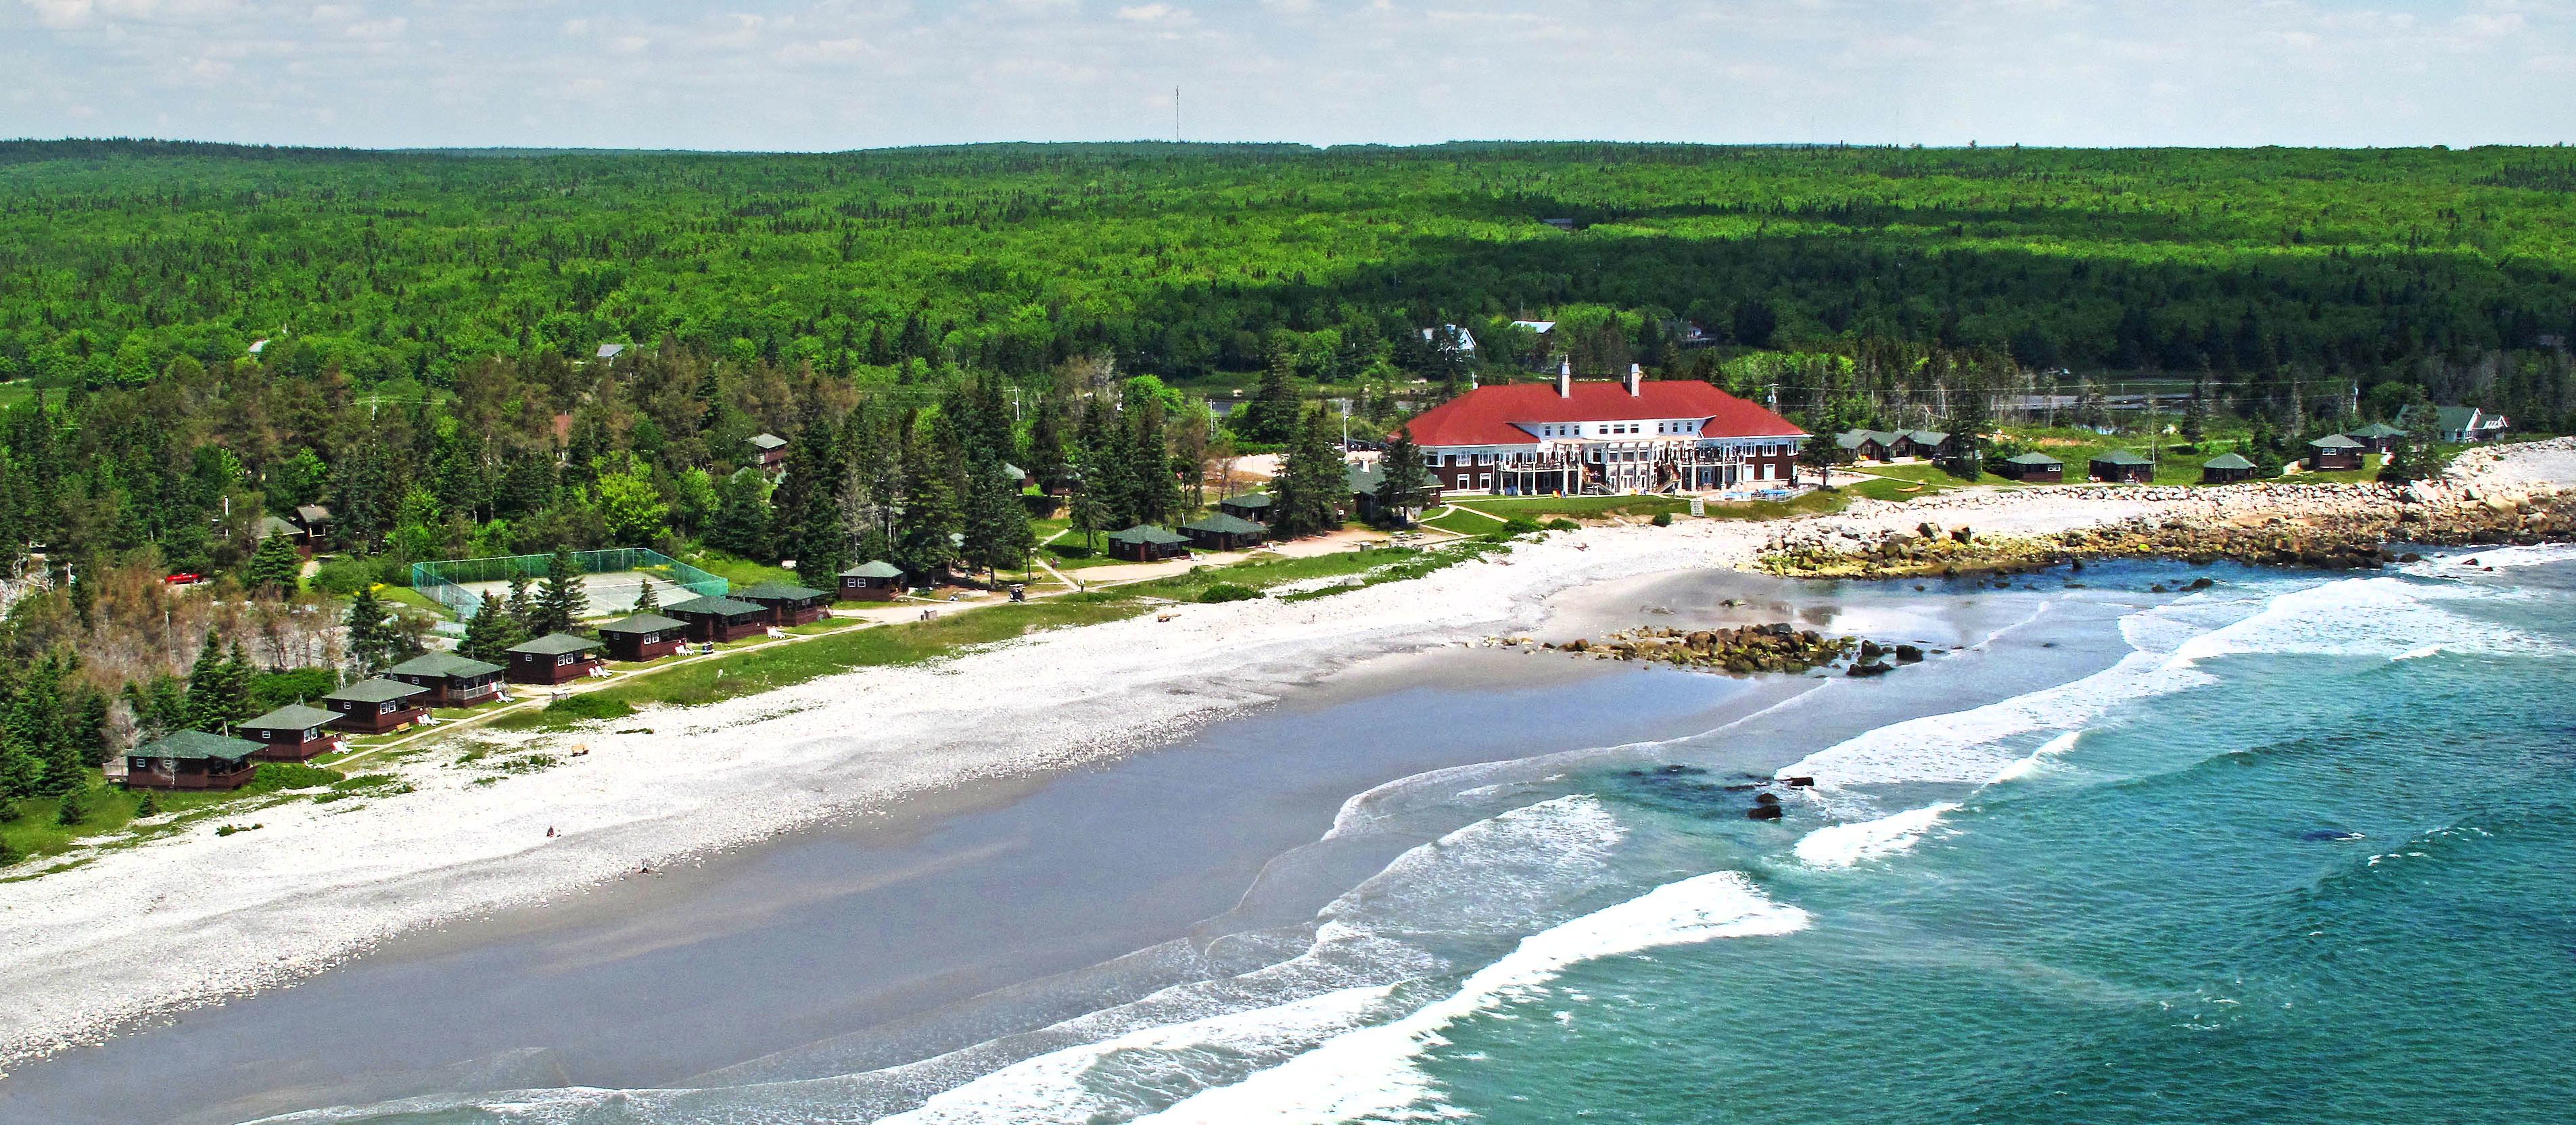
top-left (2398, 542), bottom-right (2576, 574)
top-left (2392, 644), bottom-right (2447, 662)
top-left (1133, 870), bottom-right (1810, 1124)
top-left (1794, 801), bottom-right (1961, 868)
top-left (1990, 730), bottom-right (2083, 783)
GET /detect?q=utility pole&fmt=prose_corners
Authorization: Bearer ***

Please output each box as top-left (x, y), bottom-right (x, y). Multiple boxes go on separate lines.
top-left (1175, 87), bottom-right (1181, 143)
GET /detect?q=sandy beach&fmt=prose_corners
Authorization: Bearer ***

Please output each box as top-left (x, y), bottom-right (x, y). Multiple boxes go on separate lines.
top-left (4, 437), bottom-right (2573, 1072)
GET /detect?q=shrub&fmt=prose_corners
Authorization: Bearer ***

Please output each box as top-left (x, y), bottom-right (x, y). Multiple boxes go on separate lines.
top-left (1047, 543), bottom-right (1096, 560)
top-left (0, 797), bottom-right (19, 823)
top-left (133, 791), bottom-right (158, 817)
top-left (1545, 519), bottom-right (1580, 531)
top-left (1651, 512), bottom-right (1674, 527)
top-left (1198, 583), bottom-right (1263, 603)
top-left (309, 556), bottom-right (382, 596)
top-left (55, 789), bottom-right (92, 826)
top-left (1499, 518), bottom-right (1543, 535)
top-left (544, 694), bottom-right (636, 723)
top-left (249, 762), bottom-right (344, 792)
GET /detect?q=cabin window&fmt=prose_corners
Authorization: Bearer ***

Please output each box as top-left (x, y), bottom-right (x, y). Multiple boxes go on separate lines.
top-left (379, 702), bottom-right (396, 715)
top-left (304, 727), bottom-right (319, 740)
top-left (557, 654), bottom-right (574, 667)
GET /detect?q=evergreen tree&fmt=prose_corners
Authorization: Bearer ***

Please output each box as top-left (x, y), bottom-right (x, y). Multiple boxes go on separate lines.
top-left (505, 571), bottom-right (538, 633)
top-left (1238, 347), bottom-right (1301, 444)
top-left (1274, 406), bottom-right (1346, 538)
top-left (709, 468), bottom-right (774, 559)
top-left (245, 531), bottom-right (303, 595)
top-left (183, 633), bottom-right (250, 733)
top-left (458, 592), bottom-right (526, 662)
top-left (632, 579), bottom-right (662, 615)
top-left (123, 675), bottom-right (189, 743)
top-left (68, 686), bottom-right (111, 768)
top-left (344, 586), bottom-right (401, 675)
top-left (1942, 364), bottom-right (1993, 479)
top-left (772, 416), bottom-right (848, 574)
top-left (2182, 368), bottom-right (2213, 446)
top-left (961, 456), bottom-right (1037, 577)
top-left (1025, 394), bottom-right (1071, 494)
top-left (1127, 398), bottom-right (1180, 527)
top-left (891, 425), bottom-right (961, 579)
top-left (1067, 464), bottom-right (1108, 550)
top-left (1374, 430), bottom-right (1431, 527)
top-left (533, 545), bottom-right (588, 636)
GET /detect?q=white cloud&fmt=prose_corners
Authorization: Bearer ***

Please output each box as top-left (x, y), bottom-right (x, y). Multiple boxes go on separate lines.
top-left (1, 0), bottom-right (2569, 148)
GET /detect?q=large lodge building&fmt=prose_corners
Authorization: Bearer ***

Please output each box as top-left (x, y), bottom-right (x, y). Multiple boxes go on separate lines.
top-left (1400, 365), bottom-right (1808, 496)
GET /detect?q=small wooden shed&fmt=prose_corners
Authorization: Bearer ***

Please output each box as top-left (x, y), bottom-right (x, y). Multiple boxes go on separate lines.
top-left (123, 729), bottom-right (263, 791)
top-left (2088, 449), bottom-right (2155, 483)
top-left (736, 580), bottom-right (830, 627)
top-left (1218, 494), bottom-right (1275, 523)
top-left (1996, 452), bottom-right (2063, 483)
top-left (2307, 435), bottom-right (2365, 472)
top-left (839, 560), bottom-right (905, 601)
top-left (1181, 512), bottom-right (1267, 552)
top-left (1105, 525), bottom-right (1190, 562)
top-left (383, 652), bottom-right (508, 707)
top-left (665, 594), bottom-right (772, 644)
top-left (505, 633), bottom-right (605, 684)
top-left (597, 613), bottom-right (688, 662)
top-left (236, 704), bottom-right (344, 761)
top-left (2199, 452), bottom-right (2258, 483)
top-left (323, 678), bottom-right (431, 734)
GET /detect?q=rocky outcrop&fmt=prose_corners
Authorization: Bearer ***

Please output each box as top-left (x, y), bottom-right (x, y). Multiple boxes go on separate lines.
top-left (1755, 448), bottom-right (2576, 579)
top-left (1494, 622), bottom-right (1929, 678)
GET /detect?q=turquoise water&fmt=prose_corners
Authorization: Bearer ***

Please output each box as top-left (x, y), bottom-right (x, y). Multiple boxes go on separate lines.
top-left (254, 550), bottom-right (2576, 1124)
top-left (1428, 552), bottom-right (2576, 1124)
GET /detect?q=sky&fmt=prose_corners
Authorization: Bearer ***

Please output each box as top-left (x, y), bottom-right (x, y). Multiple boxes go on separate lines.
top-left (4, 1), bottom-right (2570, 151)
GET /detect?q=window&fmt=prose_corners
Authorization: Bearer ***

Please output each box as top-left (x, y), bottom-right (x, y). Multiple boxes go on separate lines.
top-left (557, 654), bottom-right (574, 666)
top-left (379, 702), bottom-right (396, 714)
top-left (1478, 474), bottom-right (1493, 489)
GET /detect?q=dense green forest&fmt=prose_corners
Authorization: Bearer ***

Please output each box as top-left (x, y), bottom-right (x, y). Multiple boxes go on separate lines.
top-left (2, 138), bottom-right (2574, 809)
top-left (5, 139), bottom-right (2575, 385)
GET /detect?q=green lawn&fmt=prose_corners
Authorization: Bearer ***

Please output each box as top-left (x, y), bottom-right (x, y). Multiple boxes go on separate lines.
top-left (2, 763), bottom-right (354, 873)
top-left (375, 583), bottom-right (458, 621)
top-left (680, 548), bottom-right (807, 590)
top-left (1420, 506), bottom-right (1508, 535)
top-left (1452, 494), bottom-right (1693, 521)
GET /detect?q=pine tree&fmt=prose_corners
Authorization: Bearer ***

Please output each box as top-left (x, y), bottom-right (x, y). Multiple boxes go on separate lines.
top-left (246, 531), bottom-right (302, 595)
top-left (773, 416), bottom-right (849, 575)
top-left (505, 571), bottom-right (538, 633)
top-left (458, 592), bottom-right (526, 662)
top-left (1238, 346), bottom-right (1301, 444)
top-left (2182, 368), bottom-right (2213, 447)
top-left (185, 633), bottom-right (250, 733)
top-left (533, 545), bottom-right (588, 636)
top-left (344, 587), bottom-right (400, 675)
top-left (632, 579), bottom-right (661, 615)
top-left (1274, 406), bottom-right (1346, 538)
top-left (709, 468), bottom-right (774, 559)
top-left (1375, 430), bottom-right (1430, 527)
top-left (1025, 394), bottom-right (1071, 494)
top-left (961, 457), bottom-right (1036, 577)
top-left (891, 427), bottom-right (961, 579)
top-left (1127, 400), bottom-right (1179, 527)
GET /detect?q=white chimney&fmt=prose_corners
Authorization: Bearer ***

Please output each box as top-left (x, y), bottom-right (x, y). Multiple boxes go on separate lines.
top-left (1556, 359), bottom-right (1573, 398)
top-left (1624, 363), bottom-right (1643, 397)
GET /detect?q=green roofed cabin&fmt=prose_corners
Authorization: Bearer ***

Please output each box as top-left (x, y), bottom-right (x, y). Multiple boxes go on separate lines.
top-left (735, 580), bottom-right (830, 627)
top-left (1833, 429), bottom-right (1896, 462)
top-left (666, 594), bottom-right (771, 644)
top-left (1218, 493), bottom-right (1275, 523)
top-left (748, 431), bottom-right (790, 469)
top-left (1995, 452), bottom-right (2063, 483)
top-left (839, 560), bottom-right (905, 602)
top-left (2307, 434), bottom-right (2366, 472)
top-left (505, 633), bottom-right (605, 684)
top-left (323, 677), bottom-right (431, 734)
top-left (2200, 452), bottom-right (2259, 484)
top-left (236, 704), bottom-right (344, 761)
top-left (1893, 430), bottom-right (1953, 460)
top-left (384, 651), bottom-right (507, 707)
top-left (1181, 512), bottom-right (1267, 551)
top-left (123, 729), bottom-right (263, 791)
top-left (2088, 449), bottom-right (2155, 484)
top-left (2345, 422), bottom-right (2406, 454)
top-left (1105, 524), bottom-right (1189, 562)
top-left (597, 612), bottom-right (688, 661)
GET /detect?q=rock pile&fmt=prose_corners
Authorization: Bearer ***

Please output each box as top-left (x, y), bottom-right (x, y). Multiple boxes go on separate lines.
top-left (1493, 623), bottom-right (1925, 678)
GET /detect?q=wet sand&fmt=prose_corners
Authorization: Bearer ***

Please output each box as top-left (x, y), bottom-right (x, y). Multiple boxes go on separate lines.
top-left (0, 570), bottom-right (2151, 1125)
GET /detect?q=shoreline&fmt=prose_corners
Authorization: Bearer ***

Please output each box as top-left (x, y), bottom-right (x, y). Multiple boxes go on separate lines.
top-left (5, 439), bottom-right (2574, 1071)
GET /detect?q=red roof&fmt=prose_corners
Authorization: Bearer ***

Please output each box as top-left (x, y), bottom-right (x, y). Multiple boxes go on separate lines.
top-left (1401, 381), bottom-right (1806, 448)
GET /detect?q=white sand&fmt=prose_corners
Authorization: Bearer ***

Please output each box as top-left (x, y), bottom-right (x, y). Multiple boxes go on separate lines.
top-left (3, 438), bottom-right (2571, 1066)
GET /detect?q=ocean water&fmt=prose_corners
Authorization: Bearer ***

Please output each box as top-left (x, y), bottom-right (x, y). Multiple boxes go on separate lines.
top-left (257, 548), bottom-right (2576, 1124)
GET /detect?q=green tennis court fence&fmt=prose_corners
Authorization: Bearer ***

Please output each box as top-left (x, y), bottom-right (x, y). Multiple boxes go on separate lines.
top-left (411, 548), bottom-right (727, 619)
